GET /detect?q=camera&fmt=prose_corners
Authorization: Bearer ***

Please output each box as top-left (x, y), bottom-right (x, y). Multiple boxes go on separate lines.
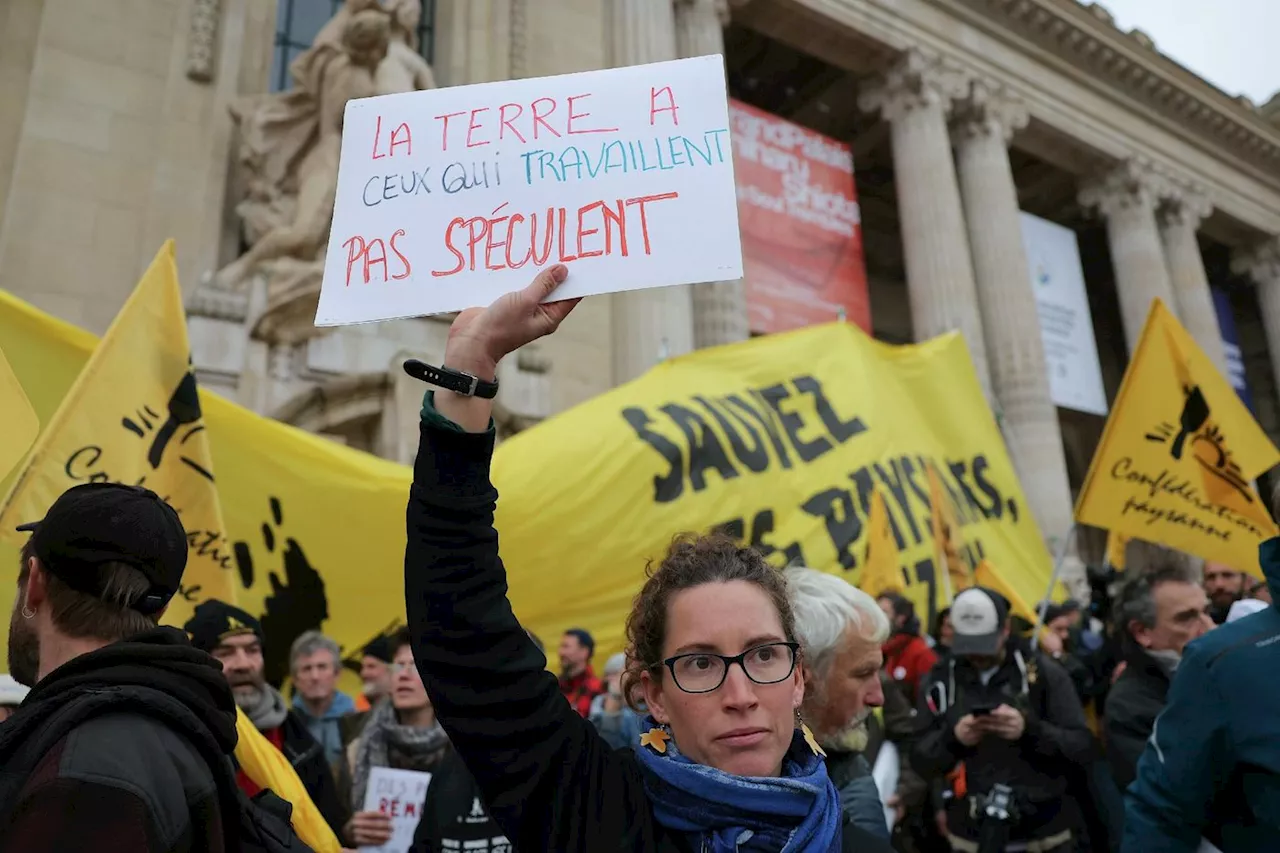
top-left (976, 784), bottom-right (1017, 853)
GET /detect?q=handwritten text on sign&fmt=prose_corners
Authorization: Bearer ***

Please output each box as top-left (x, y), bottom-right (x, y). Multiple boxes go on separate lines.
top-left (316, 54), bottom-right (744, 326)
top-left (358, 767), bottom-right (432, 853)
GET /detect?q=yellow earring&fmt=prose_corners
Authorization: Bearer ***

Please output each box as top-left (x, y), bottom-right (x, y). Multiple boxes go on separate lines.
top-left (640, 727), bottom-right (671, 754)
top-left (801, 723), bottom-right (826, 757)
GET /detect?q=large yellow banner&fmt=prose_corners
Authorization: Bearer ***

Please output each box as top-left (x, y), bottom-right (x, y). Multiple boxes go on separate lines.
top-left (0, 292), bottom-right (1053, 668)
top-left (491, 322), bottom-right (1054, 654)
top-left (1075, 299), bottom-right (1279, 578)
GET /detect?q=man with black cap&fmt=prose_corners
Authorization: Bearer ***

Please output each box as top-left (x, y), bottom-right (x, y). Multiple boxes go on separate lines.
top-left (911, 586), bottom-right (1093, 853)
top-left (186, 598), bottom-right (349, 840)
top-left (0, 482), bottom-right (291, 852)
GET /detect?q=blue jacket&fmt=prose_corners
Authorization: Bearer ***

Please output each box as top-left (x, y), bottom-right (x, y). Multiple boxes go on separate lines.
top-left (1122, 538), bottom-right (1280, 852)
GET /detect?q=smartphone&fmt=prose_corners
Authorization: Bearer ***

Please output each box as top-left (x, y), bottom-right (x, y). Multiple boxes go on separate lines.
top-left (970, 702), bottom-right (998, 717)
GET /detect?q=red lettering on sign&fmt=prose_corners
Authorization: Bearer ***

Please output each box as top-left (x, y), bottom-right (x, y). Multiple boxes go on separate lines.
top-left (566, 94), bottom-right (617, 135)
top-left (649, 86), bottom-right (680, 126)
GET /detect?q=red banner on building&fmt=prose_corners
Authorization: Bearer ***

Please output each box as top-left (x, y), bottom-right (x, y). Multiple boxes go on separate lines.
top-left (729, 100), bottom-right (869, 334)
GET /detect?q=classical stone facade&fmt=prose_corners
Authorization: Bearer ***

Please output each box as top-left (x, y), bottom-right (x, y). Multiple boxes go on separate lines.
top-left (3, 0), bottom-right (1280, 583)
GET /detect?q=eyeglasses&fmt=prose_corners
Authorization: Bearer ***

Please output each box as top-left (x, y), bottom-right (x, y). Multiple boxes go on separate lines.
top-left (662, 642), bottom-right (800, 694)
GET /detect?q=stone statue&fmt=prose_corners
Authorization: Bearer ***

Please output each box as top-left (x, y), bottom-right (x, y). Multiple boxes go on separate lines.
top-left (214, 0), bottom-right (434, 290)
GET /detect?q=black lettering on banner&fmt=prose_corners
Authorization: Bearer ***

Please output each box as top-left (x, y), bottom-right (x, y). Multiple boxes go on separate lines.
top-left (873, 460), bottom-right (923, 547)
top-left (713, 510), bottom-right (805, 565)
top-left (848, 464), bottom-right (877, 524)
top-left (913, 558), bottom-right (940, 632)
top-left (759, 383), bottom-right (832, 464)
top-left (945, 459), bottom-right (986, 522)
top-left (971, 455), bottom-right (1008, 521)
top-left (736, 392), bottom-right (795, 470)
top-left (694, 395), bottom-right (770, 473)
top-left (901, 456), bottom-right (931, 508)
top-left (793, 375), bottom-right (866, 443)
top-left (659, 403), bottom-right (741, 491)
top-left (802, 487), bottom-right (861, 570)
top-left (621, 407), bottom-right (684, 503)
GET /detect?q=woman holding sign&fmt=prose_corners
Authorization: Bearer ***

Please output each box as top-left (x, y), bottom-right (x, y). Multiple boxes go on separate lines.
top-left (405, 267), bottom-right (894, 852)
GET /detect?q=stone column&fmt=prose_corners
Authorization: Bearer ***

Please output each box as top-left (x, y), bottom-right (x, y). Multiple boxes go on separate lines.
top-left (1078, 159), bottom-right (1177, 353)
top-left (1232, 238), bottom-right (1280, 391)
top-left (950, 81), bottom-right (1074, 546)
top-left (607, 0), bottom-right (696, 383)
top-left (1159, 184), bottom-right (1229, 375)
top-left (674, 0), bottom-right (751, 349)
top-left (859, 50), bottom-right (992, 397)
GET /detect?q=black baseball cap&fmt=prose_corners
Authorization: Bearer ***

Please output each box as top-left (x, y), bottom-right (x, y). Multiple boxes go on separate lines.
top-left (16, 482), bottom-right (188, 615)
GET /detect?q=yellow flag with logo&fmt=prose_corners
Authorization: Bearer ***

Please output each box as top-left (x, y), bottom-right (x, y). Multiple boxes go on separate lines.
top-left (1075, 299), bottom-right (1279, 578)
top-left (1105, 530), bottom-right (1129, 572)
top-left (0, 344), bottom-right (38, 483)
top-left (859, 489), bottom-right (904, 596)
top-left (0, 242), bottom-right (233, 627)
top-left (927, 461), bottom-right (974, 603)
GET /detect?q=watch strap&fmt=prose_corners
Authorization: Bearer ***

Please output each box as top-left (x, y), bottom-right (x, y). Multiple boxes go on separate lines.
top-left (402, 359), bottom-right (499, 399)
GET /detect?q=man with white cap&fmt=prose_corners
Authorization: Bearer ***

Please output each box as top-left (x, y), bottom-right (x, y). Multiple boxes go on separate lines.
top-left (0, 675), bottom-right (27, 723)
top-left (912, 586), bottom-right (1093, 853)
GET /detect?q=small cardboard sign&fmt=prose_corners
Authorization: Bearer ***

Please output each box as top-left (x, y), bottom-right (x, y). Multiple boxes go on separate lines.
top-left (316, 54), bottom-right (743, 326)
top-left (358, 767), bottom-right (432, 853)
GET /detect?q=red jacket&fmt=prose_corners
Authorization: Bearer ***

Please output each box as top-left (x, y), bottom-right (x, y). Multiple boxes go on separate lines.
top-left (883, 632), bottom-right (938, 704)
top-left (559, 666), bottom-right (604, 718)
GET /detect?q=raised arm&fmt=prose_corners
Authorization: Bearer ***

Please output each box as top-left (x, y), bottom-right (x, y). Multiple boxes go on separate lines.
top-left (404, 269), bottom-right (651, 852)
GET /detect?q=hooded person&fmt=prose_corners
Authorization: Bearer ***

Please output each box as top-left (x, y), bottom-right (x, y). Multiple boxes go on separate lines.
top-left (0, 482), bottom-right (303, 852)
top-left (185, 599), bottom-right (349, 841)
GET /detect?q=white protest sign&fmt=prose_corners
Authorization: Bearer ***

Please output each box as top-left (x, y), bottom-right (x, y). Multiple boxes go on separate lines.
top-left (317, 54), bottom-right (743, 326)
top-left (358, 767), bottom-right (432, 853)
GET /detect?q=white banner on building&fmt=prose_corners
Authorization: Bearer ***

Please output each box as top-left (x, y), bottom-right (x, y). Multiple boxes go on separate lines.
top-left (1018, 212), bottom-right (1108, 416)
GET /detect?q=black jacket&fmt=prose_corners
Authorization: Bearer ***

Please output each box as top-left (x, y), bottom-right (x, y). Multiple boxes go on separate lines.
top-left (911, 641), bottom-right (1093, 842)
top-left (411, 749), bottom-right (511, 853)
top-left (274, 710), bottom-right (350, 839)
top-left (405, 415), bottom-right (893, 853)
top-left (1103, 643), bottom-right (1170, 791)
top-left (0, 628), bottom-right (240, 853)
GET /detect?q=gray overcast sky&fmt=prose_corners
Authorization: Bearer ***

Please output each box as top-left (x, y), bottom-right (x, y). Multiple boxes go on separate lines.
top-left (1095, 0), bottom-right (1279, 104)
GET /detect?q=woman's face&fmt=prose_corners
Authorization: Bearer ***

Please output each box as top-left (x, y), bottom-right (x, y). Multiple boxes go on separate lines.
top-left (390, 644), bottom-right (430, 714)
top-left (643, 580), bottom-right (803, 778)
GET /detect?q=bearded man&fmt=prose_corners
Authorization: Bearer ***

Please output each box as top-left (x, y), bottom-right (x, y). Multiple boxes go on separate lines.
top-left (185, 600), bottom-right (349, 839)
top-left (785, 566), bottom-right (895, 840)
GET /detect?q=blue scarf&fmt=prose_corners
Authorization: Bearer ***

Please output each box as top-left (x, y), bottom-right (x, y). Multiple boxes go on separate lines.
top-left (633, 718), bottom-right (842, 852)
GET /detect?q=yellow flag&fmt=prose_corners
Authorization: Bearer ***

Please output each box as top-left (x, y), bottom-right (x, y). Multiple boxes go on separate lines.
top-left (1105, 530), bottom-right (1128, 572)
top-left (0, 344), bottom-right (38, 483)
top-left (927, 461), bottom-right (974, 603)
top-left (0, 242), bottom-right (233, 627)
top-left (1075, 299), bottom-right (1279, 578)
top-left (859, 489), bottom-right (904, 596)
top-left (975, 559), bottom-right (1037, 625)
top-left (234, 709), bottom-right (343, 853)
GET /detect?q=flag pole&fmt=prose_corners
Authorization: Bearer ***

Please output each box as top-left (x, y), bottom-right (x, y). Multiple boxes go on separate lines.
top-left (1030, 524), bottom-right (1077, 651)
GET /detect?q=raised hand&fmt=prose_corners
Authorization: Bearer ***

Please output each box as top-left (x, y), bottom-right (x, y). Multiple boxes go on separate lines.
top-left (437, 264), bottom-right (579, 432)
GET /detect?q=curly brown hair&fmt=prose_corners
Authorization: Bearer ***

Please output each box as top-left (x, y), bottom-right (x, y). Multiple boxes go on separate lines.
top-left (621, 533), bottom-right (797, 712)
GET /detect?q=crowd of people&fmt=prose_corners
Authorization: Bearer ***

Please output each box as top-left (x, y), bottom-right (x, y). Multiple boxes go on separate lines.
top-left (0, 265), bottom-right (1277, 852)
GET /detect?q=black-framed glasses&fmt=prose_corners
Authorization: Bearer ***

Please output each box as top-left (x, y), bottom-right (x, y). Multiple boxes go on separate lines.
top-left (662, 642), bottom-right (800, 694)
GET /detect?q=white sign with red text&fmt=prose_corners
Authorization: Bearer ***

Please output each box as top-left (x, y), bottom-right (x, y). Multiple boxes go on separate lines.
top-left (358, 767), bottom-right (431, 853)
top-left (316, 54), bottom-right (743, 326)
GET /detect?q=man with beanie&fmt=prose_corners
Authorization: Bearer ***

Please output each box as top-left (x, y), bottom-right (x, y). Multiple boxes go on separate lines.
top-left (354, 635), bottom-right (394, 713)
top-left (186, 598), bottom-right (349, 839)
top-left (557, 627), bottom-right (603, 717)
top-left (0, 483), bottom-right (301, 852)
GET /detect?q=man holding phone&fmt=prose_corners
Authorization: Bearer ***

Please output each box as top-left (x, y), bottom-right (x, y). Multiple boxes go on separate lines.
top-left (911, 587), bottom-right (1094, 853)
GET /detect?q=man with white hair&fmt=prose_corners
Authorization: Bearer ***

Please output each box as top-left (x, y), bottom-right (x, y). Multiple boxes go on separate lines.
top-left (785, 565), bottom-right (896, 840)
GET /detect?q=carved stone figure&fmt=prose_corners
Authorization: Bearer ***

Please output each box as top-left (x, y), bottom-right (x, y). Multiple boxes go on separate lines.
top-left (214, 0), bottom-right (434, 291)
